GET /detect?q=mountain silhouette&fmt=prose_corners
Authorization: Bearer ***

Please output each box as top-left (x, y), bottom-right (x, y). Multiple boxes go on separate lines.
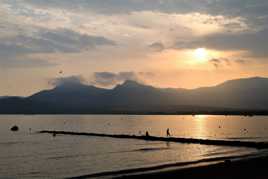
top-left (0, 77), bottom-right (268, 114)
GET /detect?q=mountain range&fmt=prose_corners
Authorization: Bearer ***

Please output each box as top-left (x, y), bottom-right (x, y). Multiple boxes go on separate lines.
top-left (1, 77), bottom-right (268, 114)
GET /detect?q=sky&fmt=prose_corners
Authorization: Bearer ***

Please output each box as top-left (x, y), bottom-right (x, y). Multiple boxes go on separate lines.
top-left (1, 0), bottom-right (268, 96)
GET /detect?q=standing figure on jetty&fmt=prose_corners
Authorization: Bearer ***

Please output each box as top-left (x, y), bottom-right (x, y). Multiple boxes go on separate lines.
top-left (166, 128), bottom-right (171, 137)
top-left (145, 131), bottom-right (150, 137)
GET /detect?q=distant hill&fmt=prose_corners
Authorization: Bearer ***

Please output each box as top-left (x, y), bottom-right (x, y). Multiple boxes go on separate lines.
top-left (0, 77), bottom-right (268, 114)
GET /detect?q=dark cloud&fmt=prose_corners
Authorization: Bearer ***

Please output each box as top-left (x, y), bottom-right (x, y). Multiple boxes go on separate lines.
top-left (175, 28), bottom-right (268, 57)
top-left (6, 1), bottom-right (268, 58)
top-left (24, 0), bottom-right (208, 14)
top-left (92, 71), bottom-right (139, 87)
top-left (24, 0), bottom-right (268, 23)
top-left (202, 29), bottom-right (268, 57)
top-left (148, 42), bottom-right (165, 52)
top-left (49, 76), bottom-right (86, 87)
top-left (49, 72), bottom-right (154, 88)
top-left (209, 58), bottom-right (247, 68)
top-left (39, 29), bottom-right (116, 52)
top-left (206, 0), bottom-right (268, 20)
top-left (93, 72), bottom-right (118, 86)
top-left (210, 58), bottom-right (221, 68)
top-left (0, 28), bottom-right (115, 68)
top-left (0, 28), bottom-right (115, 56)
top-left (210, 58), bottom-right (230, 68)
top-left (236, 59), bottom-right (247, 64)
top-left (0, 43), bottom-right (32, 57)
top-left (0, 56), bottom-right (57, 68)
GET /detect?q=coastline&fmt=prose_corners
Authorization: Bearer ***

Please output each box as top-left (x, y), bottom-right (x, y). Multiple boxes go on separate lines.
top-left (1, 106), bottom-right (268, 116)
top-left (68, 151), bottom-right (267, 179)
top-left (1, 111), bottom-right (268, 115)
top-left (116, 154), bottom-right (268, 179)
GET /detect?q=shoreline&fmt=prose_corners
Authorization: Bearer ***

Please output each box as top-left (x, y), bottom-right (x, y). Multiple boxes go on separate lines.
top-left (39, 130), bottom-right (268, 178)
top-left (67, 151), bottom-right (268, 179)
top-left (1, 113), bottom-right (268, 116)
top-left (116, 153), bottom-right (268, 179)
top-left (1, 110), bottom-right (268, 116)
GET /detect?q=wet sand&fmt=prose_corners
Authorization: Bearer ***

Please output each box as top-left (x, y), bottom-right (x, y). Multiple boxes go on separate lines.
top-left (117, 155), bottom-right (268, 179)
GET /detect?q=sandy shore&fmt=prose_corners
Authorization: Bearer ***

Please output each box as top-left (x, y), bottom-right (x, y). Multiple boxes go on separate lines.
top-left (116, 155), bottom-right (268, 179)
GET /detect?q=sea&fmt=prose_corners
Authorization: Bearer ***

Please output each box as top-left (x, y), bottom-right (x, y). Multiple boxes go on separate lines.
top-left (1, 115), bottom-right (268, 178)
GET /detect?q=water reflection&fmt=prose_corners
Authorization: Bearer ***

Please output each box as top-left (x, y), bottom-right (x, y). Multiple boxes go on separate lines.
top-left (0, 115), bottom-right (266, 178)
top-left (194, 115), bottom-right (208, 120)
top-left (194, 115), bottom-right (207, 139)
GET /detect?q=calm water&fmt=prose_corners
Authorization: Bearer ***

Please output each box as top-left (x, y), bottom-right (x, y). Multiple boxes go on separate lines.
top-left (1, 115), bottom-right (268, 178)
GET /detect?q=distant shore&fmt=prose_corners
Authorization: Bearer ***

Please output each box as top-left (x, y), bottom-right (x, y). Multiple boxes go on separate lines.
top-left (1, 110), bottom-right (268, 116)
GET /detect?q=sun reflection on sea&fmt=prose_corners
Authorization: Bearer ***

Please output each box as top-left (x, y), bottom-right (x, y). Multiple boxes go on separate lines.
top-left (194, 115), bottom-right (208, 139)
top-left (194, 115), bottom-right (208, 120)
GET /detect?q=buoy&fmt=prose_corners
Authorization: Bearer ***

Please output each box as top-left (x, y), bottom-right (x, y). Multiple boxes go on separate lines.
top-left (11, 125), bottom-right (19, 132)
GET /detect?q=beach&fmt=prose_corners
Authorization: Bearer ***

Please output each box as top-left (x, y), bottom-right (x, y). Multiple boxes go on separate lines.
top-left (117, 155), bottom-right (268, 179)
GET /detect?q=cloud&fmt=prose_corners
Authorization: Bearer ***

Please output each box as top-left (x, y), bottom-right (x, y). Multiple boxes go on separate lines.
top-left (6, 1), bottom-right (268, 38)
top-left (0, 28), bottom-right (115, 56)
top-left (49, 72), bottom-right (155, 88)
top-left (148, 42), bottom-right (165, 52)
top-left (236, 59), bottom-right (247, 64)
top-left (92, 71), bottom-right (144, 87)
top-left (0, 28), bottom-right (115, 68)
top-left (3, 1), bottom-right (261, 59)
top-left (203, 29), bottom-right (268, 57)
top-left (23, 0), bottom-right (268, 25)
top-left (0, 43), bottom-right (32, 57)
top-left (174, 28), bottom-right (268, 57)
top-left (24, 0), bottom-right (205, 14)
top-left (39, 29), bottom-right (116, 52)
top-left (20, 0), bottom-right (248, 16)
top-left (49, 76), bottom-right (86, 87)
top-left (0, 56), bottom-right (57, 68)
top-left (0, 38), bottom-right (58, 68)
top-left (209, 58), bottom-right (230, 68)
top-left (209, 58), bottom-right (247, 68)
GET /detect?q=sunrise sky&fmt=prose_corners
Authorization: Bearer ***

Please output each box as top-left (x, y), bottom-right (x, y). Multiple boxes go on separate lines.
top-left (1, 0), bottom-right (268, 96)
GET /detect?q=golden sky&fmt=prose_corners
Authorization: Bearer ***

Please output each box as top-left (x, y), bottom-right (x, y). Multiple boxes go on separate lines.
top-left (1, 0), bottom-right (268, 96)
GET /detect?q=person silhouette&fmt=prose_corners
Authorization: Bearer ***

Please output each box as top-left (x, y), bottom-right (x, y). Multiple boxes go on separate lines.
top-left (145, 131), bottom-right (150, 137)
top-left (166, 128), bottom-right (171, 137)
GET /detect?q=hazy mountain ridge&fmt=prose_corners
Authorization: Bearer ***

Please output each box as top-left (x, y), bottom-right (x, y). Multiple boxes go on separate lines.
top-left (0, 77), bottom-right (268, 114)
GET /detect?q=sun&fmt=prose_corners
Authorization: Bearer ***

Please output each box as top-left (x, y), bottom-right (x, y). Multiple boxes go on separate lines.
top-left (194, 48), bottom-right (208, 62)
